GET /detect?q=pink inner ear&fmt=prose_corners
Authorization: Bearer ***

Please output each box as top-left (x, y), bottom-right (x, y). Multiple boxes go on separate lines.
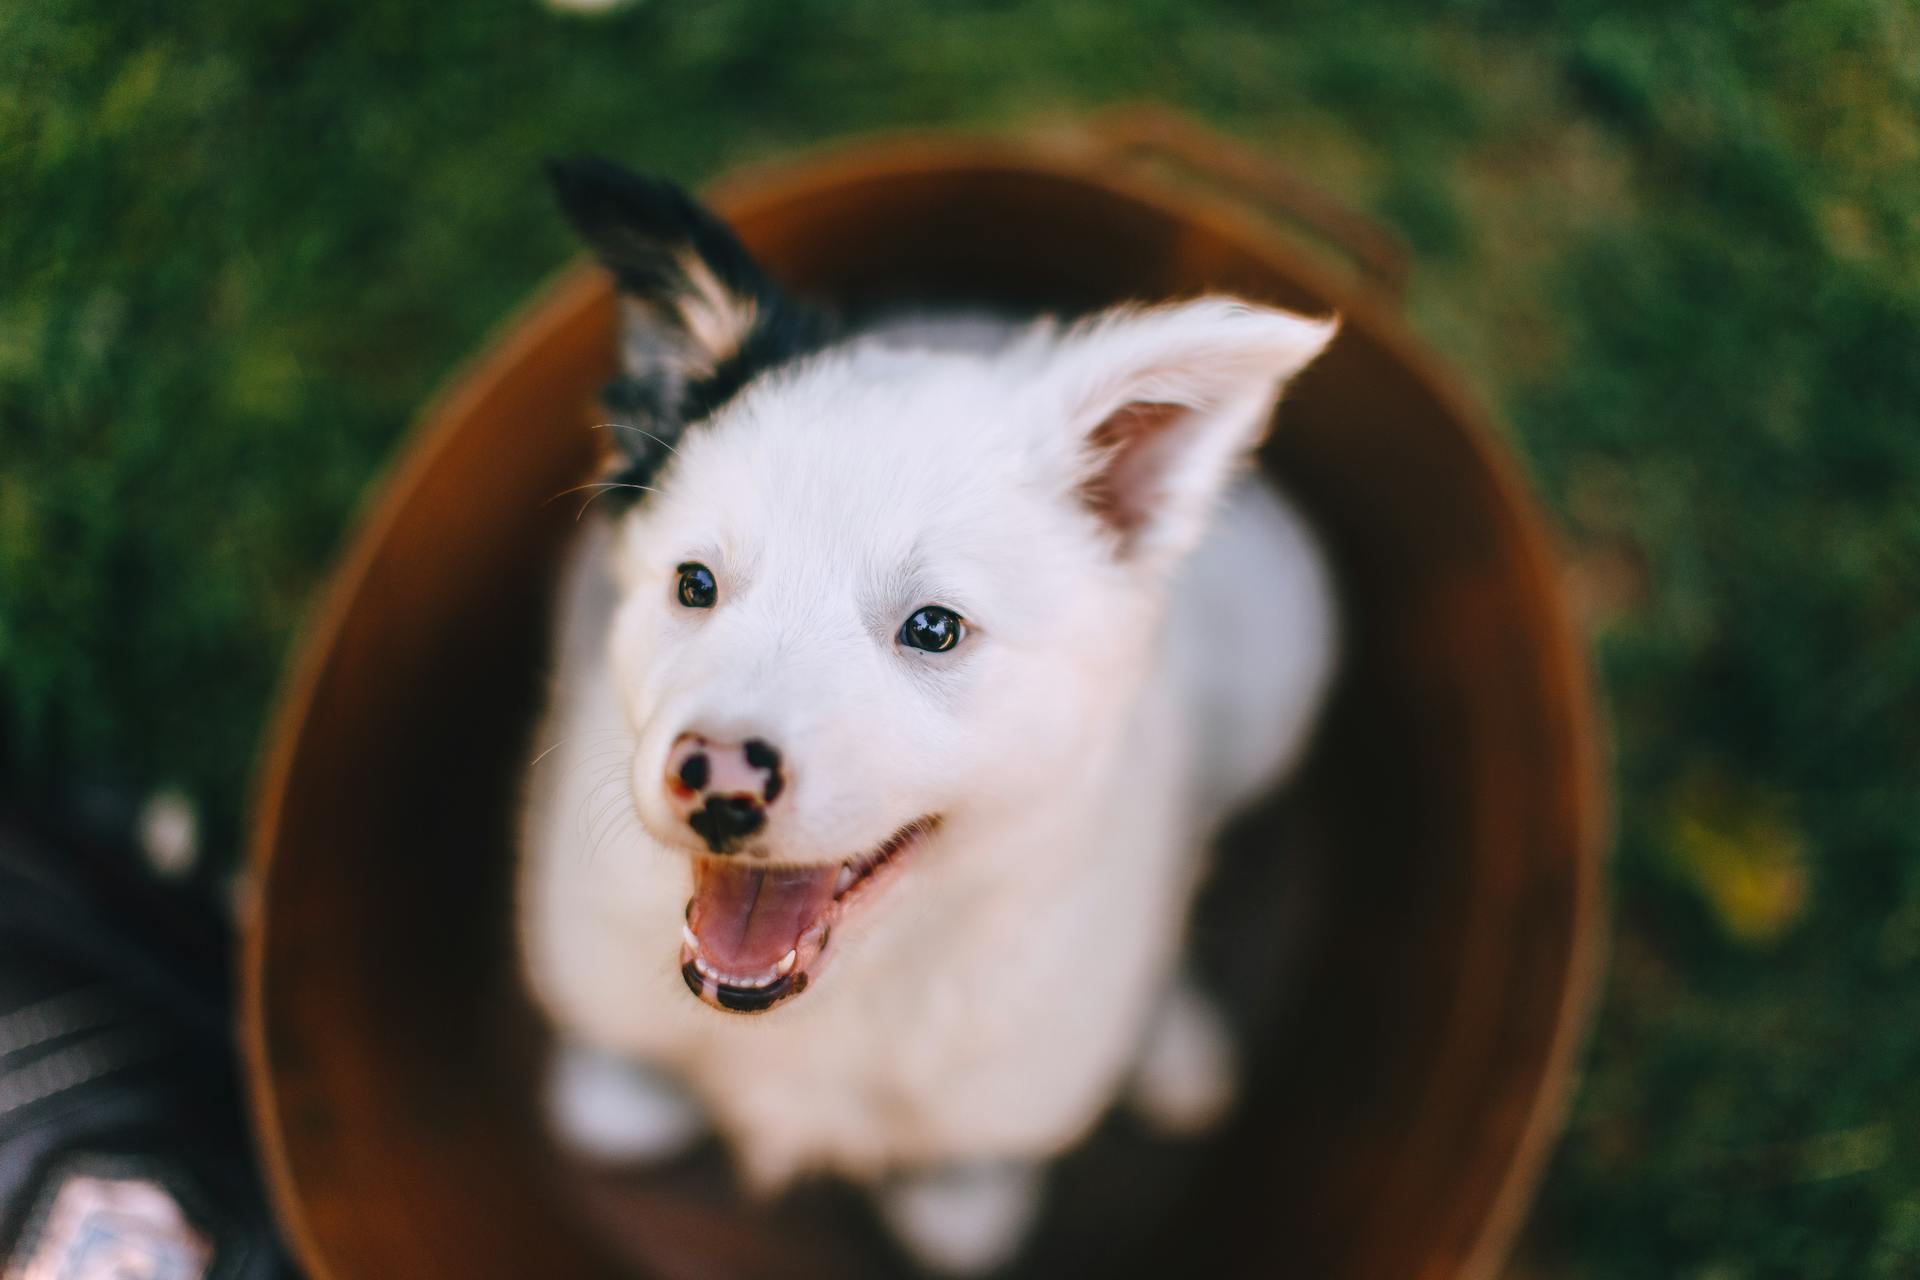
top-left (1078, 401), bottom-right (1191, 546)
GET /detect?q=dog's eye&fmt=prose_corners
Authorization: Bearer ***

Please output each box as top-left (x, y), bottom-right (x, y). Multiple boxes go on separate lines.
top-left (899, 606), bottom-right (963, 653)
top-left (676, 562), bottom-right (717, 609)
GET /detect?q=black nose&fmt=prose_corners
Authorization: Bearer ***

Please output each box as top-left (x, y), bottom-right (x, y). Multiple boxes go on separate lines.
top-left (689, 795), bottom-right (766, 854)
top-left (743, 738), bottom-right (783, 802)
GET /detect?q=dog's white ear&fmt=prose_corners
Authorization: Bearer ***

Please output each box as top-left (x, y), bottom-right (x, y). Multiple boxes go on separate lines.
top-left (1047, 298), bottom-right (1336, 564)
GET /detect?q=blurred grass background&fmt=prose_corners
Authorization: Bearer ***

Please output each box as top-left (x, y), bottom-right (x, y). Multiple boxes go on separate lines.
top-left (4, 0), bottom-right (1918, 1273)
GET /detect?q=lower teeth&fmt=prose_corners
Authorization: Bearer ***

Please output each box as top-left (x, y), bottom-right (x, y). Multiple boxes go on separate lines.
top-left (690, 952), bottom-right (789, 989)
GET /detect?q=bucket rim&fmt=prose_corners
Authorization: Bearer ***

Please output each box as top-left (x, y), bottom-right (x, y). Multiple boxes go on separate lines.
top-left (242, 122), bottom-right (1610, 1280)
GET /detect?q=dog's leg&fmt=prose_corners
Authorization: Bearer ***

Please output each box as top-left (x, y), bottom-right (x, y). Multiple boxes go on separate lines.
top-left (545, 1038), bottom-right (707, 1163)
top-left (875, 1160), bottom-right (1043, 1276)
top-left (1126, 972), bottom-right (1237, 1136)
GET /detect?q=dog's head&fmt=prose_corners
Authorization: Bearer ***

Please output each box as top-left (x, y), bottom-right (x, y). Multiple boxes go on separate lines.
top-left (550, 160), bottom-right (1335, 1014)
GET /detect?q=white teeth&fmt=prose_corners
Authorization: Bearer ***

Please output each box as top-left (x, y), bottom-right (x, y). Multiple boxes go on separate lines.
top-left (688, 944), bottom-right (790, 989)
top-left (834, 863), bottom-right (857, 897)
top-left (681, 924), bottom-right (701, 952)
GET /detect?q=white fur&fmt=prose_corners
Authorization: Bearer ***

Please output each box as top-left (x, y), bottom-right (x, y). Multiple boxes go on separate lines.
top-left (876, 1162), bottom-right (1043, 1276)
top-left (519, 298), bottom-right (1338, 1269)
top-left (547, 1039), bottom-right (707, 1162)
top-left (1126, 971), bottom-right (1238, 1136)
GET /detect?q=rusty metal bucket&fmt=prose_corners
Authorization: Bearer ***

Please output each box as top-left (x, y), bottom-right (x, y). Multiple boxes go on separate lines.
top-left (243, 112), bottom-right (1606, 1279)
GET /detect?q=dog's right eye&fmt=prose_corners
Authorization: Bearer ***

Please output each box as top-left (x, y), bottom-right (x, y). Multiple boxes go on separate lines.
top-left (676, 562), bottom-right (717, 609)
top-left (899, 605), bottom-right (964, 653)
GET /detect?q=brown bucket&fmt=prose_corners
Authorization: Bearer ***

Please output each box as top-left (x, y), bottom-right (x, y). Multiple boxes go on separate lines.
top-left (243, 112), bottom-right (1606, 1280)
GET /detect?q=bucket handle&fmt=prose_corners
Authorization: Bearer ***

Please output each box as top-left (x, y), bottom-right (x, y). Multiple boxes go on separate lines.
top-left (1082, 106), bottom-right (1411, 301)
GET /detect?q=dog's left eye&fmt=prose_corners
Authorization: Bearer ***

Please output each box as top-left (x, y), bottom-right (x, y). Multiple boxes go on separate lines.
top-left (899, 606), bottom-right (964, 653)
top-left (676, 562), bottom-right (717, 609)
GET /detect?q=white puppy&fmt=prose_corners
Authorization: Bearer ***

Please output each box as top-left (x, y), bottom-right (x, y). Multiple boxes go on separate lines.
top-left (519, 161), bottom-right (1339, 1274)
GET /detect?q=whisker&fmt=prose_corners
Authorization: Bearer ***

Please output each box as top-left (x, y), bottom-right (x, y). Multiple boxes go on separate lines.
top-left (530, 729), bottom-right (633, 769)
top-left (587, 797), bottom-right (634, 865)
top-left (550, 480), bottom-right (659, 500)
top-left (581, 761), bottom-right (638, 865)
top-left (550, 739), bottom-right (637, 853)
top-left (541, 480), bottom-right (661, 519)
top-left (587, 802), bottom-right (641, 871)
top-left (591, 422), bottom-right (680, 455)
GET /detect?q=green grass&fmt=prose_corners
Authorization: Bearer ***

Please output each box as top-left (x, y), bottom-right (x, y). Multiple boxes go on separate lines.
top-left (4, 1), bottom-right (1918, 1273)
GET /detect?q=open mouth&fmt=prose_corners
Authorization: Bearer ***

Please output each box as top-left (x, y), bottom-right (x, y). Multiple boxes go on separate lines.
top-left (679, 817), bottom-right (938, 1014)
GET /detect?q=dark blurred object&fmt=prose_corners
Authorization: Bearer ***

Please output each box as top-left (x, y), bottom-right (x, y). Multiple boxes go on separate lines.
top-left (0, 814), bottom-right (292, 1279)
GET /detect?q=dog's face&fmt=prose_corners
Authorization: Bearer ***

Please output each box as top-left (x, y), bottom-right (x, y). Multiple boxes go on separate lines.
top-left (550, 161), bottom-right (1333, 1014)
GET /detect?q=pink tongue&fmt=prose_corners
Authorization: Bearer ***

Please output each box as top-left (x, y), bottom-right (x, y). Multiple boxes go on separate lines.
top-left (688, 860), bottom-right (841, 974)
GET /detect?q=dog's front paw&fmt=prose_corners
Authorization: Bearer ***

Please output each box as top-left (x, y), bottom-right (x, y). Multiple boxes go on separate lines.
top-left (876, 1161), bottom-right (1042, 1276)
top-left (1127, 976), bottom-right (1237, 1136)
top-left (545, 1039), bottom-right (707, 1164)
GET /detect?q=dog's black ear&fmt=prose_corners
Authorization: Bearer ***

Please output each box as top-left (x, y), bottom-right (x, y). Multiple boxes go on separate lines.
top-left (546, 158), bottom-right (831, 488)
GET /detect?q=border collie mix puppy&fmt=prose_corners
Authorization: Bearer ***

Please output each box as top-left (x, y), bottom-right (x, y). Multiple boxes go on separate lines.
top-left (519, 160), bottom-right (1339, 1274)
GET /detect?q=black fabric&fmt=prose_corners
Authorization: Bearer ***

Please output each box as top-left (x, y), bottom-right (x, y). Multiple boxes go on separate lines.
top-left (0, 821), bottom-right (293, 1279)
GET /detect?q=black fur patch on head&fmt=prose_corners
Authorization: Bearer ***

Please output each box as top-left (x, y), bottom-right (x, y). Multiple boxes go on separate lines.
top-left (546, 158), bottom-right (836, 506)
